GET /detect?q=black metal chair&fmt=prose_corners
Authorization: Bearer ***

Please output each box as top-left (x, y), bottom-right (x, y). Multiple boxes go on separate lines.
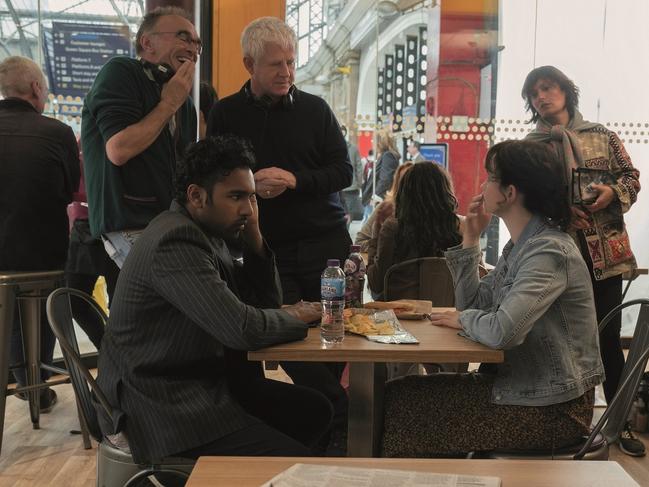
top-left (383, 256), bottom-right (455, 305)
top-left (46, 287), bottom-right (195, 486)
top-left (384, 257), bottom-right (461, 377)
top-left (489, 298), bottom-right (649, 460)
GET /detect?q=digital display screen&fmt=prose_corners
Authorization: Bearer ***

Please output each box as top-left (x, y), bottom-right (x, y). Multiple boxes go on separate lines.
top-left (419, 143), bottom-right (449, 169)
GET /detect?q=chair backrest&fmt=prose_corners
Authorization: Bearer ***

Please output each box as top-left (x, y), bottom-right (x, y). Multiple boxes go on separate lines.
top-left (383, 256), bottom-right (455, 306)
top-left (46, 287), bottom-right (112, 443)
top-left (574, 298), bottom-right (649, 459)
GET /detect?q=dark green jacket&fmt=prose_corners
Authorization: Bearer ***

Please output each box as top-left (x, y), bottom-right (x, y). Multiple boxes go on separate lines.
top-left (81, 56), bottom-right (196, 237)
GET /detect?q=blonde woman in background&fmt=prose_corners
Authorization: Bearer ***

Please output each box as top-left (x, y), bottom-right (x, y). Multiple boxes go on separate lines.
top-left (361, 129), bottom-right (401, 219)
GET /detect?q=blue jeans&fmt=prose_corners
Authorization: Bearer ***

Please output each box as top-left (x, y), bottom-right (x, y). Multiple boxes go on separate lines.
top-left (102, 230), bottom-right (144, 269)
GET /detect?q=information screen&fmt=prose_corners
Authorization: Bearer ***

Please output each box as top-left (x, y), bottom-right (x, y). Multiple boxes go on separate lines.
top-left (419, 143), bottom-right (449, 169)
top-left (43, 22), bottom-right (131, 99)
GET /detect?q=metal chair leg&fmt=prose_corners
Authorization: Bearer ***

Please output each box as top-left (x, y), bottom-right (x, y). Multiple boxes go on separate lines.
top-left (71, 394), bottom-right (93, 449)
top-left (0, 285), bottom-right (16, 455)
top-left (19, 293), bottom-right (42, 429)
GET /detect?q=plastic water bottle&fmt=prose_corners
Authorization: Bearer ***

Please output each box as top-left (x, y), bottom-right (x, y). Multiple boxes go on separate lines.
top-left (344, 245), bottom-right (366, 309)
top-left (321, 259), bottom-right (345, 344)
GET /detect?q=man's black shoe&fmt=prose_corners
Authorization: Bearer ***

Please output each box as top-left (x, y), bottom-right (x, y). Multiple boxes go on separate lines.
top-left (14, 388), bottom-right (58, 413)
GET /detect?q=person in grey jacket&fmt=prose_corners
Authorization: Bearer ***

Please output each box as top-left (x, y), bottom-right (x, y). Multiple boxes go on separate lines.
top-left (381, 140), bottom-right (604, 457)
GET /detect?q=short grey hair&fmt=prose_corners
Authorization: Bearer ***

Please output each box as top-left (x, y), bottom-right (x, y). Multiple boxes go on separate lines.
top-left (0, 56), bottom-right (45, 98)
top-left (135, 6), bottom-right (192, 55)
top-left (241, 17), bottom-right (297, 62)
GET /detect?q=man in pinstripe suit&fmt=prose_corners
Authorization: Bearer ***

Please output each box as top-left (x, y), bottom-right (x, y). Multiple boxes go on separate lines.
top-left (95, 135), bottom-right (333, 464)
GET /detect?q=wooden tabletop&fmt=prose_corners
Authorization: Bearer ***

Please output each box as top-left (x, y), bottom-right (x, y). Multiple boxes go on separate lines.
top-left (249, 307), bottom-right (503, 364)
top-left (185, 457), bottom-right (639, 487)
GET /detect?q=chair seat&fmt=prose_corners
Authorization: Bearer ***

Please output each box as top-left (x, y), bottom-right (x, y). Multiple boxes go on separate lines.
top-left (488, 433), bottom-right (608, 460)
top-left (98, 441), bottom-right (195, 487)
top-left (99, 439), bottom-right (196, 467)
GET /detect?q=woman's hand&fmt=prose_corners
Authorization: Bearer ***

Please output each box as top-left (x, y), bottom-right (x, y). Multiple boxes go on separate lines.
top-left (569, 206), bottom-right (591, 230)
top-left (428, 310), bottom-right (461, 329)
top-left (583, 184), bottom-right (616, 213)
top-left (463, 194), bottom-right (492, 247)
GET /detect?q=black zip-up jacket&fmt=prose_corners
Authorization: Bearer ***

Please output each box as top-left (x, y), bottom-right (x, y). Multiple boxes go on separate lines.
top-left (207, 84), bottom-right (352, 246)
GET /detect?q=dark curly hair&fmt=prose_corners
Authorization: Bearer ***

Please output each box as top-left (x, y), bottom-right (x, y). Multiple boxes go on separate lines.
top-left (174, 135), bottom-right (256, 204)
top-left (486, 140), bottom-right (570, 230)
top-left (521, 65), bottom-right (580, 123)
top-left (394, 163), bottom-right (461, 259)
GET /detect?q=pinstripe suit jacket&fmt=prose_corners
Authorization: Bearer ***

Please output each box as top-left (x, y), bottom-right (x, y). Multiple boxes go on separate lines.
top-left (96, 202), bottom-right (309, 463)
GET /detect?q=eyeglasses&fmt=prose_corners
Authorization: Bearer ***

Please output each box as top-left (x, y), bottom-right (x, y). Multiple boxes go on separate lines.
top-left (150, 30), bottom-right (202, 55)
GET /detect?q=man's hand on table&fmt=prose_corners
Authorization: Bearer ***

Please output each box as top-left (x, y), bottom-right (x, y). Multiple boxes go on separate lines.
top-left (282, 301), bottom-right (321, 324)
top-left (428, 310), bottom-right (461, 329)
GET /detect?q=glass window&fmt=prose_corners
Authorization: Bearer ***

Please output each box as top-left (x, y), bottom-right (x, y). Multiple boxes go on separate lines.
top-left (286, 0), bottom-right (326, 67)
top-left (0, 0), bottom-right (142, 134)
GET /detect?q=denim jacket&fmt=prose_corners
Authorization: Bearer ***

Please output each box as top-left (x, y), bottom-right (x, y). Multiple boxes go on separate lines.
top-left (445, 215), bottom-right (604, 406)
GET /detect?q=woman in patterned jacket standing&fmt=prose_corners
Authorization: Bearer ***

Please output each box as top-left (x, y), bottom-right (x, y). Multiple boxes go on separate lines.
top-left (522, 65), bottom-right (642, 456)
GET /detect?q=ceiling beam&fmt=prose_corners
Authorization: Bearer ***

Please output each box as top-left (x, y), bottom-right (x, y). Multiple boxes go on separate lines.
top-left (4, 0), bottom-right (31, 56)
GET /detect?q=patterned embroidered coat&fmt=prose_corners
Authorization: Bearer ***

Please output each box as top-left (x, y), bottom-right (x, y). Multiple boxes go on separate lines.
top-left (571, 127), bottom-right (640, 280)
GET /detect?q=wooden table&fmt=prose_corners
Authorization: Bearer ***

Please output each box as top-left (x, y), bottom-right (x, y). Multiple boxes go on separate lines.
top-left (249, 308), bottom-right (504, 457)
top-left (185, 456), bottom-right (639, 487)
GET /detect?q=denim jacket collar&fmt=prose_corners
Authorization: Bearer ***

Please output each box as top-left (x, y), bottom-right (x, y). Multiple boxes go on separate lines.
top-left (502, 214), bottom-right (547, 266)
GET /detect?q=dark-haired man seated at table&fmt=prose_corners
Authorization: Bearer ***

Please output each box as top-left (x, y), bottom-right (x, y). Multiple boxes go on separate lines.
top-left (95, 135), bottom-right (333, 464)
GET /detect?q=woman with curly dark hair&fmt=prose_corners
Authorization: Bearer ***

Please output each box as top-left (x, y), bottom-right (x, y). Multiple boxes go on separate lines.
top-left (366, 162), bottom-right (462, 298)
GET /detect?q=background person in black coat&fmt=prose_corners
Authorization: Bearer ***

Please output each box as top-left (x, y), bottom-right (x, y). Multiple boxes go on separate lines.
top-left (207, 17), bottom-right (352, 452)
top-left (0, 56), bottom-right (80, 411)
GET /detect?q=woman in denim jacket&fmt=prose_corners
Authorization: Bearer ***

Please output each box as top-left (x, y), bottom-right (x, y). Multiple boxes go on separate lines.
top-left (382, 140), bottom-right (604, 457)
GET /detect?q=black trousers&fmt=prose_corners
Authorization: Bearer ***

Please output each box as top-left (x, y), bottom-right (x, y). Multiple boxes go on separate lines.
top-left (593, 274), bottom-right (624, 403)
top-left (177, 376), bottom-right (333, 458)
top-left (65, 218), bottom-right (120, 349)
top-left (65, 261), bottom-right (119, 349)
top-left (577, 232), bottom-right (625, 404)
top-left (273, 229), bottom-right (351, 432)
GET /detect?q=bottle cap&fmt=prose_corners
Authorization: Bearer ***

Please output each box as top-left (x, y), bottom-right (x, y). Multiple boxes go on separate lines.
top-left (327, 259), bottom-right (340, 267)
top-left (350, 245), bottom-right (361, 252)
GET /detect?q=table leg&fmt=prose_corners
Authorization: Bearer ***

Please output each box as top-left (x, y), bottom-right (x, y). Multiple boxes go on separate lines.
top-left (347, 362), bottom-right (387, 457)
top-left (0, 285), bottom-right (16, 454)
top-left (20, 293), bottom-right (41, 429)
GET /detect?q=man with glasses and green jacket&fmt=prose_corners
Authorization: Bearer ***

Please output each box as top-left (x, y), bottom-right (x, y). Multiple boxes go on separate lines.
top-left (81, 6), bottom-right (198, 268)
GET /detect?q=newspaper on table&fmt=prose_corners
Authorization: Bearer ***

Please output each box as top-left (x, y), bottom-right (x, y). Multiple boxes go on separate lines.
top-left (260, 463), bottom-right (501, 487)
